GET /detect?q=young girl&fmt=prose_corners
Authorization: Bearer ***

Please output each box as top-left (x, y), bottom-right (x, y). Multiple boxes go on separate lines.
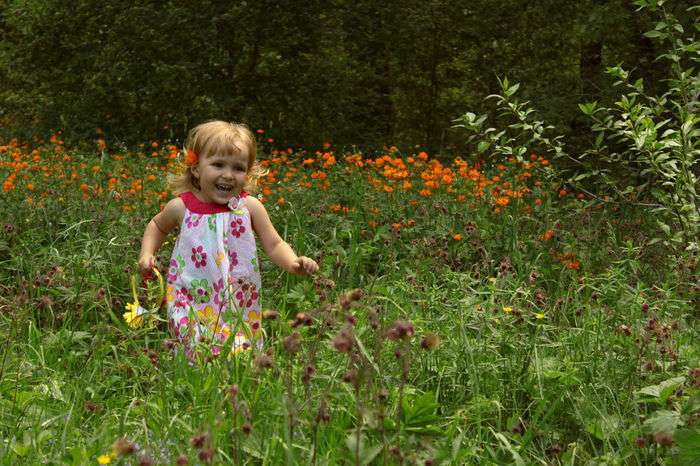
top-left (138, 120), bottom-right (318, 357)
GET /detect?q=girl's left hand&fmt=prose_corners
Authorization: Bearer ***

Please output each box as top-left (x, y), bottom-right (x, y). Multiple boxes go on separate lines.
top-left (291, 256), bottom-right (319, 275)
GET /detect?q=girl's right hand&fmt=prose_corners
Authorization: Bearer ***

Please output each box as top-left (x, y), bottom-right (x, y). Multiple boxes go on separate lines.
top-left (137, 254), bottom-right (156, 276)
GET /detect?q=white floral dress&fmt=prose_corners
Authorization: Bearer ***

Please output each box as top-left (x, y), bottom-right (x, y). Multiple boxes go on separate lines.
top-left (165, 191), bottom-right (261, 358)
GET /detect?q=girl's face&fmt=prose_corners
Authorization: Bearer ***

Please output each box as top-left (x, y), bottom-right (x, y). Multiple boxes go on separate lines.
top-left (192, 144), bottom-right (249, 205)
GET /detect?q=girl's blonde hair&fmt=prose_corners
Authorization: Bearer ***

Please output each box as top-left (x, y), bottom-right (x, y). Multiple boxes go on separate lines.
top-left (169, 120), bottom-right (266, 195)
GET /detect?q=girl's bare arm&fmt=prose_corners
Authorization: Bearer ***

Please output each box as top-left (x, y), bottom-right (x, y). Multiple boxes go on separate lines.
top-left (138, 197), bottom-right (185, 274)
top-left (245, 196), bottom-right (318, 275)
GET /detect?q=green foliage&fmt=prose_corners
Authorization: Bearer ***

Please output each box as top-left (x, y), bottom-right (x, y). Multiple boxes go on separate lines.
top-left (454, 3), bottom-right (699, 251)
top-left (0, 0), bottom-right (695, 150)
top-left (1, 136), bottom-right (698, 464)
top-left (580, 1), bottom-right (700, 248)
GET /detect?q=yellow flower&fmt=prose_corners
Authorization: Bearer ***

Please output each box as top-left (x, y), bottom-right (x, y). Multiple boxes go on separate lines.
top-left (502, 306), bottom-right (513, 313)
top-left (123, 302), bottom-right (148, 328)
top-left (97, 454), bottom-right (112, 464)
top-left (198, 305), bottom-right (220, 331)
top-left (534, 313), bottom-right (545, 320)
top-left (231, 333), bottom-right (252, 355)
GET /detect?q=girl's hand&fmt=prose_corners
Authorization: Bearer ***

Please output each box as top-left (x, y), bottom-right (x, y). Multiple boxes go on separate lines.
top-left (291, 256), bottom-right (318, 275)
top-left (138, 254), bottom-right (156, 276)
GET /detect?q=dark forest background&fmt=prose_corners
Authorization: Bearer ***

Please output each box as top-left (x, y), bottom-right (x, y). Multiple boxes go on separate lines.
top-left (0, 0), bottom-right (695, 151)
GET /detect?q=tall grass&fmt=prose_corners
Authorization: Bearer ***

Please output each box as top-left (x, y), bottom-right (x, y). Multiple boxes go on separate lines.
top-left (0, 136), bottom-right (698, 464)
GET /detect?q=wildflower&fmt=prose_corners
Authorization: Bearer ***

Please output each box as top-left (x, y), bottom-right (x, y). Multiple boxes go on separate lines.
top-left (190, 433), bottom-right (207, 449)
top-left (241, 422), bottom-right (252, 435)
top-left (343, 368), bottom-right (358, 384)
top-left (332, 331), bottom-right (353, 353)
top-left (347, 288), bottom-right (363, 301)
top-left (453, 233), bottom-right (462, 241)
top-left (282, 331), bottom-right (301, 353)
top-left (185, 149), bottom-right (198, 166)
top-left (123, 301), bottom-right (149, 329)
top-left (262, 309), bottom-right (279, 320)
top-left (502, 306), bottom-right (513, 313)
top-left (97, 454), bottom-right (112, 464)
top-left (386, 320), bottom-right (414, 340)
top-left (254, 353), bottom-right (273, 370)
top-left (636, 436), bottom-right (646, 448)
top-left (420, 332), bottom-right (440, 350)
top-left (534, 313), bottom-right (545, 320)
top-left (112, 438), bottom-right (135, 457)
top-left (176, 455), bottom-right (189, 465)
top-left (315, 398), bottom-right (331, 424)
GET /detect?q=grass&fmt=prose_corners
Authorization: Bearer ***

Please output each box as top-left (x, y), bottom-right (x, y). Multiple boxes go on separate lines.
top-left (0, 135), bottom-right (698, 465)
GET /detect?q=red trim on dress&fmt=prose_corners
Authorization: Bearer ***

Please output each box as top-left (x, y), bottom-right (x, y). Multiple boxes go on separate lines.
top-left (180, 191), bottom-right (248, 214)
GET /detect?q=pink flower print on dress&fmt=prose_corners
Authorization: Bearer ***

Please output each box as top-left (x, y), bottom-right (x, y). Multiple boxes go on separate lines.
top-left (235, 281), bottom-right (259, 308)
top-left (185, 213), bottom-right (201, 229)
top-left (174, 316), bottom-right (193, 339)
top-left (230, 217), bottom-right (246, 237)
top-left (167, 255), bottom-right (185, 283)
top-left (191, 245), bottom-right (207, 268)
top-left (174, 287), bottom-right (194, 309)
top-left (213, 278), bottom-right (226, 307)
top-left (228, 250), bottom-right (239, 272)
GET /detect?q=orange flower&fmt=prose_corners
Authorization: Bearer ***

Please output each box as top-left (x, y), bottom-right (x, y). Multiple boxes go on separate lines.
top-left (453, 233), bottom-right (462, 241)
top-left (185, 149), bottom-right (198, 166)
top-left (567, 261), bottom-right (580, 270)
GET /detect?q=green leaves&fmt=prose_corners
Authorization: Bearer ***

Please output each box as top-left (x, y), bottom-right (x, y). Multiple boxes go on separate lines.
top-left (675, 428), bottom-right (700, 465)
top-left (641, 410), bottom-right (681, 436)
top-left (636, 376), bottom-right (685, 405)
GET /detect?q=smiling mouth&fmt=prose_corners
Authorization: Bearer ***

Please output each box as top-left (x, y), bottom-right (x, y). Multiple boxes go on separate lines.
top-left (215, 184), bottom-right (233, 192)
